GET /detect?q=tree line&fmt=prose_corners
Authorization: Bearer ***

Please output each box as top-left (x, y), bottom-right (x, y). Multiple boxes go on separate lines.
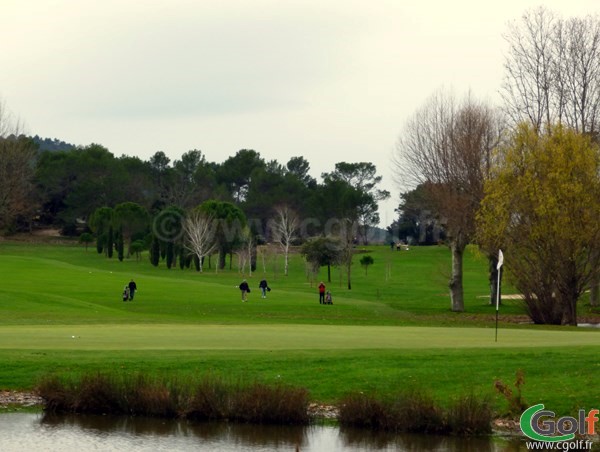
top-left (0, 137), bottom-right (389, 240)
top-left (0, 99), bottom-right (389, 291)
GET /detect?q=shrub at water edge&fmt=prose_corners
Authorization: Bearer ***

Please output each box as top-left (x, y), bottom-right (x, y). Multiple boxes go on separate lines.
top-left (338, 390), bottom-right (492, 435)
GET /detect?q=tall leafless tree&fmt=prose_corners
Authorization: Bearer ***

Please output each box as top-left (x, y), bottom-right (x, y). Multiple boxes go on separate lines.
top-left (271, 205), bottom-right (299, 276)
top-left (0, 138), bottom-right (37, 232)
top-left (0, 99), bottom-right (24, 137)
top-left (501, 7), bottom-right (558, 131)
top-left (554, 15), bottom-right (600, 136)
top-left (502, 7), bottom-right (600, 135)
top-left (237, 226), bottom-right (255, 277)
top-left (183, 211), bottom-right (217, 272)
top-left (394, 90), bottom-right (504, 311)
top-left (0, 99), bottom-right (36, 233)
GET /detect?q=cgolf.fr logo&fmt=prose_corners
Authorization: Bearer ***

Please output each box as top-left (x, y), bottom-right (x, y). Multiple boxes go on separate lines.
top-left (520, 403), bottom-right (599, 442)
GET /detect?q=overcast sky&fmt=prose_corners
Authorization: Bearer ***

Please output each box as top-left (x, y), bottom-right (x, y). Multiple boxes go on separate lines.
top-left (1, 0), bottom-right (598, 227)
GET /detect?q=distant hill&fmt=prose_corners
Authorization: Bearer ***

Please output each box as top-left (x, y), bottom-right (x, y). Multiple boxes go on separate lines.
top-left (31, 135), bottom-right (76, 152)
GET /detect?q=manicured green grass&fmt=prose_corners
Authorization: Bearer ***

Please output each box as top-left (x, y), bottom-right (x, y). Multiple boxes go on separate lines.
top-left (0, 241), bottom-right (527, 326)
top-left (1, 324), bottom-right (599, 350)
top-left (1, 240), bottom-right (599, 416)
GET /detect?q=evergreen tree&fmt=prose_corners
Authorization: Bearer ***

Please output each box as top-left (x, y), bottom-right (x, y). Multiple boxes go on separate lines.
top-left (150, 236), bottom-right (160, 267)
top-left (117, 228), bottom-right (124, 261)
top-left (107, 226), bottom-right (114, 258)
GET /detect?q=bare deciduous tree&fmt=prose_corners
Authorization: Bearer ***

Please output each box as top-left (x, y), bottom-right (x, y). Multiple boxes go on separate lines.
top-left (0, 99), bottom-right (24, 137)
top-left (183, 211), bottom-right (217, 272)
top-left (502, 7), bottom-right (600, 135)
top-left (0, 99), bottom-right (36, 233)
top-left (554, 15), bottom-right (600, 136)
top-left (271, 205), bottom-right (299, 276)
top-left (394, 90), bottom-right (504, 311)
top-left (0, 138), bottom-right (37, 232)
top-left (237, 226), bottom-right (254, 277)
top-left (501, 7), bottom-right (558, 131)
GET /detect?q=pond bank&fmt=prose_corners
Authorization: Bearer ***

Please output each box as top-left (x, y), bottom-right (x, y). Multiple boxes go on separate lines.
top-left (0, 390), bottom-right (43, 409)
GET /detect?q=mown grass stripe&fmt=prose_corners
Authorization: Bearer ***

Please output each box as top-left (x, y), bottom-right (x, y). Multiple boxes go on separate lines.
top-left (0, 324), bottom-right (598, 350)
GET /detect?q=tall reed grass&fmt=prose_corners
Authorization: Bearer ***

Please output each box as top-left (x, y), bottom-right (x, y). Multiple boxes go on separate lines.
top-left (338, 390), bottom-right (492, 435)
top-left (37, 373), bottom-right (491, 433)
top-left (37, 373), bottom-right (309, 425)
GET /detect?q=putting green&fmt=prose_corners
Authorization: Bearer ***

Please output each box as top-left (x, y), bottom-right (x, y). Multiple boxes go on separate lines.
top-left (0, 324), bottom-right (598, 350)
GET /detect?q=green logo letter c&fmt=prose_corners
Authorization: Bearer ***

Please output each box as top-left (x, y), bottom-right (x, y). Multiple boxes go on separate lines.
top-left (520, 404), bottom-right (575, 442)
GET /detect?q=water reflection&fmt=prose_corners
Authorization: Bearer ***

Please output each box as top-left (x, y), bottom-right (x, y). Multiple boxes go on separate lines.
top-left (41, 413), bottom-right (309, 450)
top-left (338, 427), bottom-right (525, 451)
top-left (0, 412), bottom-right (529, 451)
top-left (187, 422), bottom-right (308, 450)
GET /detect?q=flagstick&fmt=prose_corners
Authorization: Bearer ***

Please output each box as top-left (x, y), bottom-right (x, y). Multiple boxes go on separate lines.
top-left (495, 267), bottom-right (501, 342)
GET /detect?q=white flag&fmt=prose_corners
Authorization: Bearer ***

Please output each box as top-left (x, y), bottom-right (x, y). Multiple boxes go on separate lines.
top-left (497, 249), bottom-right (504, 270)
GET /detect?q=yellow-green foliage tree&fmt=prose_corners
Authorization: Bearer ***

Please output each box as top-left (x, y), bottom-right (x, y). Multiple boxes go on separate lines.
top-left (477, 123), bottom-right (600, 325)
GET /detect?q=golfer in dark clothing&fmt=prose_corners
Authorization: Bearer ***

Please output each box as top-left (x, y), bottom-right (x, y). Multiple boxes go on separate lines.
top-left (259, 279), bottom-right (269, 298)
top-left (239, 279), bottom-right (250, 302)
top-left (128, 279), bottom-right (137, 301)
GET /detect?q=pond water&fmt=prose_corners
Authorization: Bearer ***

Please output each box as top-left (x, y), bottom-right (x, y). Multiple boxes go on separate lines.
top-left (0, 412), bottom-right (528, 451)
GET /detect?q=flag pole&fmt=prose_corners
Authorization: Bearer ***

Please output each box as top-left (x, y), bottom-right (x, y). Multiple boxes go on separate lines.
top-left (495, 249), bottom-right (504, 343)
top-left (495, 267), bottom-right (501, 342)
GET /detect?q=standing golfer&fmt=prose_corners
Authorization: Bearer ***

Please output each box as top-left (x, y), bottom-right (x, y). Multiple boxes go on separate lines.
top-left (318, 281), bottom-right (326, 304)
top-left (239, 279), bottom-right (250, 302)
top-left (258, 278), bottom-right (269, 298)
top-left (128, 279), bottom-right (137, 301)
